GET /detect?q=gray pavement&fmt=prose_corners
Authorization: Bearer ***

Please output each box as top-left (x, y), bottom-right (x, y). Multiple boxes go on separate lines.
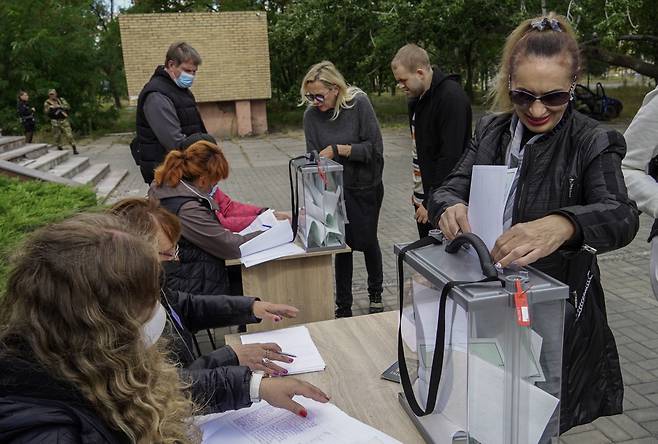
top-left (87, 124), bottom-right (658, 442)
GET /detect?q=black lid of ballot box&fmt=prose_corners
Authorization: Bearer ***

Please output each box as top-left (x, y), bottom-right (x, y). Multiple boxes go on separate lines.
top-left (294, 158), bottom-right (343, 173)
top-left (394, 243), bottom-right (569, 312)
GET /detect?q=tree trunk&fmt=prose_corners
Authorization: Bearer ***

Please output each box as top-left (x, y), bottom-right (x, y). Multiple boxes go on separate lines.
top-left (464, 43), bottom-right (474, 100)
top-left (583, 45), bottom-right (658, 82)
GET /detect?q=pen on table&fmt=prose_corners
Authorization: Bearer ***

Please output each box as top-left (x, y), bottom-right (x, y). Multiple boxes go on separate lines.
top-left (262, 224), bottom-right (272, 229)
top-left (278, 351), bottom-right (297, 358)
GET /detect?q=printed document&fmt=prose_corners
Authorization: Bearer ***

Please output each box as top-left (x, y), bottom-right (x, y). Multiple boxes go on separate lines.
top-left (240, 326), bottom-right (325, 375)
top-left (196, 397), bottom-right (401, 443)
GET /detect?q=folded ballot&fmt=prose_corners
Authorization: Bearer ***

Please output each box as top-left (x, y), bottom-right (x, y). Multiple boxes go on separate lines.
top-left (240, 326), bottom-right (325, 375)
top-left (195, 397), bottom-right (402, 444)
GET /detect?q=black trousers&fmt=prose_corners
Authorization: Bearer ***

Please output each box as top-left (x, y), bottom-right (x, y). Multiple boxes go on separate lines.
top-left (335, 183), bottom-right (384, 310)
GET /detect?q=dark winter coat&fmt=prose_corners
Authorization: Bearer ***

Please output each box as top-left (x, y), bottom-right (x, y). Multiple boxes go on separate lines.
top-left (428, 107), bottom-right (639, 431)
top-left (160, 278), bottom-right (260, 413)
top-left (134, 65), bottom-right (206, 183)
top-left (409, 69), bottom-right (472, 207)
top-left (0, 354), bottom-right (129, 444)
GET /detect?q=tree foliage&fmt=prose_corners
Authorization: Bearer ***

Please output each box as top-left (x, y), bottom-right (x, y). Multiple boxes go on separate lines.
top-left (1, 0), bottom-right (655, 137)
top-left (0, 0), bottom-right (126, 135)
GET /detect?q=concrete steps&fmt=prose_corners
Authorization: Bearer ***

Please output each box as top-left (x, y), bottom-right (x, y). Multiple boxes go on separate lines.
top-left (29, 150), bottom-right (71, 171)
top-left (0, 136), bottom-right (26, 153)
top-left (72, 163), bottom-right (110, 186)
top-left (48, 156), bottom-right (90, 179)
top-left (95, 169), bottom-right (129, 202)
top-left (0, 136), bottom-right (127, 202)
top-left (0, 143), bottom-right (50, 162)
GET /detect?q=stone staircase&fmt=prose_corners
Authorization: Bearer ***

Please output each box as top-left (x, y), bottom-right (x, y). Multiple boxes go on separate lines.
top-left (0, 135), bottom-right (128, 202)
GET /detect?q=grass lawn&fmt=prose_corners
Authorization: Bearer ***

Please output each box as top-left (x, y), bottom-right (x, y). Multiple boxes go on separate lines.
top-left (0, 176), bottom-right (98, 296)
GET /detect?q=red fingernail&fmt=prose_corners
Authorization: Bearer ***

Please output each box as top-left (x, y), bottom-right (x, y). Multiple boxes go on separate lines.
top-left (299, 409), bottom-right (307, 418)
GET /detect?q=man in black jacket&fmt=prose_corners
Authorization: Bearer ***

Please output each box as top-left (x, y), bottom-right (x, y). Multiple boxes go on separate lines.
top-left (133, 41), bottom-right (207, 184)
top-left (391, 44), bottom-right (472, 237)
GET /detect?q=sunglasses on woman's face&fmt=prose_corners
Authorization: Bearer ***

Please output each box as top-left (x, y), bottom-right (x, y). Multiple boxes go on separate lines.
top-left (305, 93), bottom-right (326, 104)
top-left (508, 89), bottom-right (572, 108)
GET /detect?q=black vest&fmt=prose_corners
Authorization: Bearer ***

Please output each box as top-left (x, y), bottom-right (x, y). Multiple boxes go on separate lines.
top-left (134, 66), bottom-right (206, 183)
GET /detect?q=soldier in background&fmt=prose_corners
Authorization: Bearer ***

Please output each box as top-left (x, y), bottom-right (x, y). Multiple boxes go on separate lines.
top-left (44, 89), bottom-right (78, 155)
top-left (17, 90), bottom-right (36, 143)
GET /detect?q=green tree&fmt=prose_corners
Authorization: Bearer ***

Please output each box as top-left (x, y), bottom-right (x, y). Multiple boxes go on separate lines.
top-left (0, 0), bottom-right (126, 135)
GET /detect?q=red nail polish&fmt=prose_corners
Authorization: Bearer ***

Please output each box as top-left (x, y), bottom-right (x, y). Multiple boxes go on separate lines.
top-left (299, 409), bottom-right (307, 418)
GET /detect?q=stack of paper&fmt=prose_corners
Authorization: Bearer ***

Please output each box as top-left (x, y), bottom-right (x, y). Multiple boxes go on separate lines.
top-left (238, 218), bottom-right (305, 267)
top-left (240, 326), bottom-right (325, 375)
top-left (195, 396), bottom-right (402, 444)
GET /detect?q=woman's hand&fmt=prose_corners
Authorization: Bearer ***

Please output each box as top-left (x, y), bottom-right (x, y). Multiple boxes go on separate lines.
top-left (259, 377), bottom-right (330, 417)
top-left (319, 146), bottom-right (334, 159)
top-left (491, 214), bottom-right (576, 268)
top-left (438, 203), bottom-right (472, 240)
top-left (274, 211), bottom-right (291, 221)
top-left (231, 343), bottom-right (294, 376)
top-left (253, 301), bottom-right (299, 323)
top-left (415, 204), bottom-right (429, 224)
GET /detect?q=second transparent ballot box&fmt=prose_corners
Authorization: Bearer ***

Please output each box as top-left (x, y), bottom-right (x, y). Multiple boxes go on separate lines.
top-left (395, 233), bottom-right (568, 444)
top-left (291, 157), bottom-right (347, 252)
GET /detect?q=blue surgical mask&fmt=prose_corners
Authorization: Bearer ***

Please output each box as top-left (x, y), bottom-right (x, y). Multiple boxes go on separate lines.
top-left (175, 71), bottom-right (195, 89)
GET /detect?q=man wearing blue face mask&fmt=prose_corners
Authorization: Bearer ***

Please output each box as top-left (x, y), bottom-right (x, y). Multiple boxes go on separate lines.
top-left (133, 41), bottom-right (208, 184)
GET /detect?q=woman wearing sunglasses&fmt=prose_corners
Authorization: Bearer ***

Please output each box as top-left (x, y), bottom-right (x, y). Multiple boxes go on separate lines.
top-left (301, 61), bottom-right (385, 318)
top-left (428, 14), bottom-right (638, 433)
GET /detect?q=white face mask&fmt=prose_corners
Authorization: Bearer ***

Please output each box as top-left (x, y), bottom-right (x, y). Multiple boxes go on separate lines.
top-left (142, 303), bottom-right (166, 347)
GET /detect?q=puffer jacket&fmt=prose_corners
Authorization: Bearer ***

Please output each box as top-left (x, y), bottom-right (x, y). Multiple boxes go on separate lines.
top-left (211, 186), bottom-right (264, 233)
top-left (429, 107), bottom-right (639, 431)
top-left (160, 275), bottom-right (260, 413)
top-left (0, 354), bottom-right (129, 444)
top-left (149, 181), bottom-right (259, 296)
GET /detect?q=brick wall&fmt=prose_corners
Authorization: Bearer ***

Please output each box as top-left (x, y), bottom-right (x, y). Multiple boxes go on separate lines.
top-left (119, 12), bottom-right (271, 105)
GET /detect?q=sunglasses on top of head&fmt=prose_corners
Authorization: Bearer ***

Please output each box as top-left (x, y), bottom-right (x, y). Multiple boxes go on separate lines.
top-left (305, 93), bottom-right (326, 104)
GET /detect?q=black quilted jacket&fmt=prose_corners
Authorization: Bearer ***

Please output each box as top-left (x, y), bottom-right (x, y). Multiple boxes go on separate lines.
top-left (0, 355), bottom-right (129, 444)
top-left (160, 277), bottom-right (260, 413)
top-left (428, 107), bottom-right (640, 431)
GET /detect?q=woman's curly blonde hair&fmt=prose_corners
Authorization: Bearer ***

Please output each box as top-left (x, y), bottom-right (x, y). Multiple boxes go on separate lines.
top-left (0, 213), bottom-right (199, 443)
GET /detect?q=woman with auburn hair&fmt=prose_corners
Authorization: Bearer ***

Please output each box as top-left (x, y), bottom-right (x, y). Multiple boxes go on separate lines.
top-left (428, 13), bottom-right (639, 432)
top-left (301, 61), bottom-right (385, 318)
top-left (149, 140), bottom-right (284, 297)
top-left (110, 198), bottom-right (328, 417)
top-left (0, 213), bottom-right (198, 443)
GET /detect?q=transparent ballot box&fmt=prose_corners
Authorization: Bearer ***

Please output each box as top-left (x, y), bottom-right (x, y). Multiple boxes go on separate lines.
top-left (395, 234), bottom-right (568, 444)
top-left (291, 157), bottom-right (346, 252)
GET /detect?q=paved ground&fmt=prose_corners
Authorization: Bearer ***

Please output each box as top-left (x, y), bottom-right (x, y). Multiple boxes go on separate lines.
top-left (87, 120), bottom-right (658, 442)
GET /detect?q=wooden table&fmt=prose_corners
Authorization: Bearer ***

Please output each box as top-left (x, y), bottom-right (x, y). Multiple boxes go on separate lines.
top-left (226, 311), bottom-right (425, 443)
top-left (226, 245), bottom-right (350, 332)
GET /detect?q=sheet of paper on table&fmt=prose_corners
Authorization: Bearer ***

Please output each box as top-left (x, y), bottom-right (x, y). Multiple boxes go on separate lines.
top-left (240, 242), bottom-right (305, 268)
top-left (240, 326), bottom-right (326, 375)
top-left (195, 397), bottom-right (402, 444)
top-left (240, 219), bottom-right (294, 257)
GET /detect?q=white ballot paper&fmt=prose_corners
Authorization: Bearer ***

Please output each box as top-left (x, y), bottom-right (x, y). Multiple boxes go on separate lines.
top-left (195, 397), bottom-right (401, 444)
top-left (468, 165), bottom-right (517, 251)
top-left (240, 326), bottom-right (325, 375)
top-left (239, 209), bottom-right (280, 236)
top-left (240, 219), bottom-right (294, 257)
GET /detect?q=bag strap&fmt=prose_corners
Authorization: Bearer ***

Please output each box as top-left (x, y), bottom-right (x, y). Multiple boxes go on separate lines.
top-left (397, 233), bottom-right (504, 417)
